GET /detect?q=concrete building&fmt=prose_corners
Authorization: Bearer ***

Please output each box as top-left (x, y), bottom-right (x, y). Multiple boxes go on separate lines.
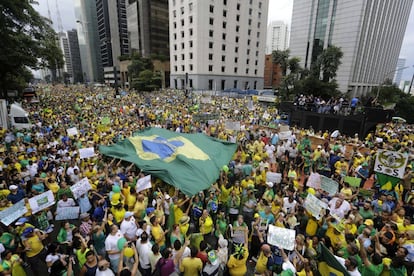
top-left (169, 0), bottom-right (269, 91)
top-left (67, 29), bottom-right (83, 84)
top-left (393, 58), bottom-right (406, 85)
top-left (74, 0), bottom-right (103, 82)
top-left (127, 0), bottom-right (170, 57)
top-left (290, 0), bottom-right (413, 95)
top-left (58, 32), bottom-right (73, 83)
top-left (96, 0), bottom-right (129, 85)
top-left (266, 20), bottom-right (289, 54)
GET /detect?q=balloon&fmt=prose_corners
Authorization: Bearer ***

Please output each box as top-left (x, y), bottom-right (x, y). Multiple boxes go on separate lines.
top-left (117, 237), bottom-right (127, 250)
top-left (124, 247), bottom-right (134, 258)
top-left (307, 187), bottom-right (316, 195)
top-left (112, 185), bottom-right (121, 193)
top-left (222, 165), bottom-right (229, 172)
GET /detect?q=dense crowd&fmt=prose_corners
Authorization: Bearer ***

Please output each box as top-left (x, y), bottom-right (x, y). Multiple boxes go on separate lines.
top-left (0, 85), bottom-right (413, 276)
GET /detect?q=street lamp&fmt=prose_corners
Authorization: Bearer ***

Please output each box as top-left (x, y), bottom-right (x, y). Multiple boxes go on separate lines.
top-left (376, 65), bottom-right (412, 98)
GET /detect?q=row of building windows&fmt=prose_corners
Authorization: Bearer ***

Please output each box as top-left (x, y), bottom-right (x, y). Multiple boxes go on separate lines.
top-left (173, 39), bottom-right (260, 51)
top-left (171, 0), bottom-right (263, 10)
top-left (172, 64), bottom-right (259, 75)
top-left (173, 79), bottom-right (258, 91)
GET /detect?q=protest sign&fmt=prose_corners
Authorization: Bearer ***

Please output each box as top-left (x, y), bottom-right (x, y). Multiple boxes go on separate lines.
top-left (225, 121), bottom-right (241, 131)
top-left (374, 150), bottom-right (408, 179)
top-left (136, 175), bottom-right (152, 193)
top-left (79, 147), bottom-right (95, 159)
top-left (320, 175), bottom-right (339, 195)
top-left (56, 206), bottom-right (80, 220)
top-left (266, 172), bottom-right (282, 184)
top-left (29, 190), bottom-right (55, 214)
top-left (267, 225), bottom-right (295, 251)
top-left (70, 178), bottom-right (92, 199)
top-left (207, 120), bottom-right (216, 126)
top-left (67, 127), bottom-right (78, 137)
top-left (303, 193), bottom-right (328, 219)
top-left (279, 125), bottom-right (290, 132)
top-left (344, 176), bottom-right (361, 188)
top-left (307, 172), bottom-right (321, 189)
top-left (0, 200), bottom-right (27, 226)
top-left (278, 131), bottom-right (292, 140)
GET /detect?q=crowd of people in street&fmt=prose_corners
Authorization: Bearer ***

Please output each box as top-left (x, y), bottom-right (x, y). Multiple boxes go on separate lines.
top-left (0, 85), bottom-right (413, 276)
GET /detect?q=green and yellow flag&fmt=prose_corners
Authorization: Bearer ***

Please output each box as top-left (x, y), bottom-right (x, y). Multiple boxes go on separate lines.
top-left (376, 172), bottom-right (401, 191)
top-left (318, 244), bottom-right (350, 276)
top-left (99, 128), bottom-right (237, 196)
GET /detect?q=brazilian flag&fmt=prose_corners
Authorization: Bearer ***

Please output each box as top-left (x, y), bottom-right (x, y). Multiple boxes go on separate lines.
top-left (99, 128), bottom-right (237, 196)
top-left (376, 172), bottom-right (401, 191)
top-left (318, 244), bottom-right (350, 276)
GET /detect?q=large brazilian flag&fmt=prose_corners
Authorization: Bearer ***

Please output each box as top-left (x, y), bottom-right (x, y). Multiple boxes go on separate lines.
top-left (99, 128), bottom-right (237, 196)
top-left (318, 244), bottom-right (350, 276)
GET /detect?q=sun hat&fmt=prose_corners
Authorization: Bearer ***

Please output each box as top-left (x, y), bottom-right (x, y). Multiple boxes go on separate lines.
top-left (124, 212), bottom-right (134, 219)
top-left (9, 185), bottom-right (18, 190)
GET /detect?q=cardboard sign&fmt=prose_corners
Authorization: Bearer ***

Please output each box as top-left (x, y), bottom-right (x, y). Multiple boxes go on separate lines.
top-left (266, 172), bottom-right (282, 184)
top-left (67, 127), bottom-right (79, 137)
top-left (303, 193), bottom-right (328, 219)
top-left (0, 200), bottom-right (27, 226)
top-left (278, 131), bottom-right (292, 140)
top-left (79, 147), bottom-right (95, 159)
top-left (225, 121), bottom-right (241, 131)
top-left (56, 206), bottom-right (80, 220)
top-left (374, 150), bottom-right (408, 179)
top-left (70, 178), bottom-right (92, 199)
top-left (267, 225), bottom-right (296, 250)
top-left (136, 175), bottom-right (152, 193)
top-left (29, 190), bottom-right (55, 214)
top-left (307, 172), bottom-right (321, 189)
top-left (320, 176), bottom-right (339, 196)
top-left (279, 125), bottom-right (290, 132)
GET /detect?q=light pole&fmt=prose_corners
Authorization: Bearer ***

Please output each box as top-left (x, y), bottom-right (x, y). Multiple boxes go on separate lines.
top-left (376, 65), bottom-right (411, 98)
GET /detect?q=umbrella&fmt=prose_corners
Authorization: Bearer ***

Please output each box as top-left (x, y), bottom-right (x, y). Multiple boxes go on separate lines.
top-left (392, 117), bottom-right (406, 123)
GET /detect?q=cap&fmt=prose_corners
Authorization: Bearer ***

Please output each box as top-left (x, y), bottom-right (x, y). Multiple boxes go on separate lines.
top-left (15, 217), bottom-right (29, 226)
top-left (266, 181), bottom-right (274, 188)
top-left (80, 213), bottom-right (90, 220)
top-left (146, 207), bottom-right (155, 215)
top-left (165, 194), bottom-right (171, 200)
top-left (179, 215), bottom-right (190, 225)
top-left (124, 212), bottom-right (134, 219)
top-left (317, 145), bottom-right (322, 149)
top-left (22, 227), bottom-right (34, 237)
top-left (9, 185), bottom-right (18, 190)
top-left (254, 213), bottom-right (260, 219)
top-left (207, 250), bottom-right (219, 265)
top-left (364, 219), bottom-right (374, 226)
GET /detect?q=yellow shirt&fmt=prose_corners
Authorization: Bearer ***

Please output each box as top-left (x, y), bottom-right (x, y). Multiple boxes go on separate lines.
top-left (200, 216), bottom-right (213, 235)
top-left (25, 235), bottom-right (44, 258)
top-left (46, 182), bottom-right (60, 194)
top-left (111, 208), bottom-right (126, 224)
top-left (326, 226), bottom-right (346, 249)
top-left (133, 201), bottom-right (146, 219)
top-left (227, 247), bottom-right (249, 276)
top-left (174, 205), bottom-right (184, 225)
top-left (151, 224), bottom-right (165, 247)
top-left (255, 251), bottom-right (268, 274)
top-left (179, 257), bottom-right (202, 276)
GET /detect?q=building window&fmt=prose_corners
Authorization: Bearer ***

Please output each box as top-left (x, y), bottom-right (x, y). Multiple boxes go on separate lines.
top-left (247, 39), bottom-right (251, 45)
top-left (189, 2), bottom-right (193, 11)
top-left (190, 64), bottom-right (193, 71)
top-left (181, 79), bottom-right (185, 88)
top-left (254, 80), bottom-right (257, 89)
top-left (181, 19), bottom-right (184, 26)
top-left (173, 10), bottom-right (176, 18)
top-left (208, 65), bottom-right (213, 72)
top-left (221, 80), bottom-right (225, 90)
top-left (248, 29), bottom-right (251, 35)
top-left (236, 25), bottom-right (240, 32)
top-left (257, 22), bottom-right (261, 28)
top-left (189, 79), bottom-right (193, 88)
top-left (189, 16), bottom-right (193, 23)
top-left (255, 51), bottom-right (259, 56)
top-left (244, 82), bottom-right (249, 89)
top-left (236, 3), bottom-right (240, 10)
top-left (174, 66), bottom-right (177, 71)
top-left (189, 28), bottom-right (193, 36)
top-left (174, 44), bottom-right (177, 50)
top-left (181, 54), bottom-right (185, 60)
top-left (189, 52), bottom-right (193, 59)
top-left (246, 59), bottom-right (249, 65)
top-left (235, 47), bottom-right (238, 53)
top-left (259, 2), bottom-right (262, 8)
top-left (249, 0), bottom-right (253, 4)
top-left (236, 14), bottom-right (240, 21)
top-left (234, 67), bottom-right (238, 73)
top-left (248, 19), bottom-right (252, 26)
top-left (224, 0), bottom-right (227, 5)
top-left (249, 8), bottom-right (252, 15)
top-left (181, 65), bottom-right (185, 71)
top-left (209, 5), bottom-right (214, 13)
top-left (254, 70), bottom-right (257, 75)
top-left (234, 57), bottom-right (238, 63)
top-left (222, 44), bottom-right (226, 51)
top-left (208, 79), bottom-right (213, 90)
top-left (246, 69), bottom-right (249, 74)
top-left (222, 22), bottom-right (227, 28)
top-left (209, 30), bottom-right (213, 37)
top-left (247, 49), bottom-right (250, 55)
top-left (258, 12), bottom-right (262, 18)
top-left (209, 18), bottom-right (214, 25)
top-left (209, 42), bottom-right (213, 48)
top-left (234, 80), bottom-right (237, 88)
top-left (257, 32), bottom-right (260, 38)
top-left (235, 36), bottom-right (239, 43)
top-left (255, 60), bottom-right (258, 65)
top-left (174, 79), bottom-right (177, 89)
top-left (173, 33), bottom-right (177, 40)
top-left (209, 53), bottom-right (213, 60)
top-left (174, 22), bottom-right (177, 29)
top-left (256, 41), bottom-right (259, 47)
top-left (189, 40), bottom-right (193, 47)
top-left (180, 7), bottom-right (184, 15)
top-left (173, 0), bottom-right (175, 6)
top-left (222, 33), bottom-right (226, 40)
top-left (222, 55), bottom-right (225, 62)
top-left (223, 10), bottom-right (227, 17)
top-left (221, 66), bottom-right (225, 72)
top-left (181, 31), bottom-right (184, 38)
top-left (181, 42), bottom-right (185, 49)
top-left (174, 55), bottom-right (177, 61)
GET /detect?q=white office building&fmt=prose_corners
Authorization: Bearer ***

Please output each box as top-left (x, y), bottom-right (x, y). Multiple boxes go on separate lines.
top-left (169, 0), bottom-right (269, 91)
top-left (58, 32), bottom-right (73, 81)
top-left (290, 0), bottom-right (413, 95)
top-left (393, 58), bottom-right (406, 85)
top-left (266, 20), bottom-right (289, 54)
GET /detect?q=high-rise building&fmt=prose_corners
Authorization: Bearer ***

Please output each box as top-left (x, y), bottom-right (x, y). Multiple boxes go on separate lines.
top-left (127, 0), bottom-right (170, 57)
top-left (169, 0), bottom-right (269, 91)
top-left (96, 0), bottom-right (129, 84)
top-left (393, 58), bottom-right (406, 85)
top-left (67, 29), bottom-right (83, 84)
top-left (58, 32), bottom-right (73, 83)
top-left (74, 0), bottom-right (103, 82)
top-left (266, 20), bottom-right (289, 54)
top-left (290, 0), bottom-right (413, 95)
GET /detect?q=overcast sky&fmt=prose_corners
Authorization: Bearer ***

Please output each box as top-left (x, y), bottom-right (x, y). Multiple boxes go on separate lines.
top-left (34, 0), bottom-right (414, 81)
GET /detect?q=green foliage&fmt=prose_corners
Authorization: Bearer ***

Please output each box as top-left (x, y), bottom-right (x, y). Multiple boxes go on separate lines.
top-left (318, 46), bottom-right (343, 82)
top-left (395, 95), bottom-right (414, 123)
top-left (131, 70), bottom-right (162, 91)
top-left (39, 28), bottom-right (65, 83)
top-left (272, 49), bottom-right (290, 76)
top-left (370, 85), bottom-right (404, 105)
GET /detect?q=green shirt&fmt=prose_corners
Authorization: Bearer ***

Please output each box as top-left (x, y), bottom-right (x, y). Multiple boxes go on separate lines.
top-left (360, 263), bottom-right (383, 276)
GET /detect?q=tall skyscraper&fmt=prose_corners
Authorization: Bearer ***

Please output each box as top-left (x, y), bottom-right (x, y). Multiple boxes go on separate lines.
top-left (290, 0), bottom-right (413, 95)
top-left (74, 0), bottom-right (103, 82)
top-left (127, 0), bottom-right (170, 57)
top-left (169, 0), bottom-right (269, 91)
top-left (96, 0), bottom-right (129, 84)
top-left (67, 29), bottom-right (83, 83)
top-left (58, 32), bottom-right (73, 82)
top-left (393, 58), bottom-right (406, 85)
top-left (266, 20), bottom-right (289, 54)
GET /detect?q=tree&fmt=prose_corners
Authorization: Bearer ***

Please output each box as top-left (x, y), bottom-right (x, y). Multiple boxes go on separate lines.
top-left (39, 26), bottom-right (64, 83)
top-left (318, 46), bottom-right (343, 82)
top-left (131, 70), bottom-right (161, 91)
top-left (272, 49), bottom-right (290, 76)
top-left (0, 0), bottom-right (58, 94)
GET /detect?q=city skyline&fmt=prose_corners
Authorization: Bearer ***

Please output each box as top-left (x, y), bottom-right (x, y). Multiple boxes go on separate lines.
top-left (33, 0), bottom-right (414, 82)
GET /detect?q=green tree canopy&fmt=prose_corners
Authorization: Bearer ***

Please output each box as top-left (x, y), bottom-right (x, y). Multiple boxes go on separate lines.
top-left (272, 49), bottom-right (290, 76)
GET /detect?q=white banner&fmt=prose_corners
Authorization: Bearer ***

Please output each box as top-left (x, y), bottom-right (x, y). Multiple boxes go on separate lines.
top-left (303, 193), bottom-right (328, 219)
top-left (29, 190), bottom-right (55, 214)
top-left (224, 121), bottom-right (241, 131)
top-left (266, 172), bottom-right (282, 184)
top-left (67, 127), bottom-right (79, 136)
top-left (267, 225), bottom-right (295, 250)
top-left (56, 206), bottom-right (80, 220)
top-left (79, 147), bottom-right (95, 159)
top-left (70, 178), bottom-right (92, 199)
top-left (0, 199), bottom-right (27, 226)
top-left (374, 150), bottom-right (408, 179)
top-left (320, 175), bottom-right (339, 196)
top-left (278, 131), bottom-right (292, 140)
top-left (279, 125), bottom-right (290, 132)
top-left (136, 175), bottom-right (152, 193)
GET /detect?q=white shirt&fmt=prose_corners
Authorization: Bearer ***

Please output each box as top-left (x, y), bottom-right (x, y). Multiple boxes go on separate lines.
top-left (283, 198), bottom-right (297, 214)
top-left (335, 256), bottom-right (361, 276)
top-left (120, 217), bottom-right (138, 240)
top-left (136, 239), bottom-right (152, 269)
top-left (105, 230), bottom-right (123, 260)
top-left (328, 198), bottom-right (351, 219)
top-left (57, 198), bottom-right (76, 208)
top-left (95, 269), bottom-right (115, 276)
